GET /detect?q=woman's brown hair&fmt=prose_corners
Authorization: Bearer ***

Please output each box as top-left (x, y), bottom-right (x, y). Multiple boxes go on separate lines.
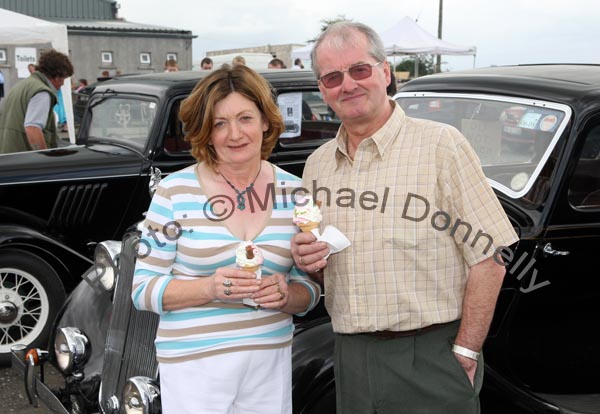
top-left (179, 65), bottom-right (284, 171)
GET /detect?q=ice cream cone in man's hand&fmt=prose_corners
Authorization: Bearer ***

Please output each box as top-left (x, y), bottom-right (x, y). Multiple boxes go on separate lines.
top-left (293, 196), bottom-right (322, 232)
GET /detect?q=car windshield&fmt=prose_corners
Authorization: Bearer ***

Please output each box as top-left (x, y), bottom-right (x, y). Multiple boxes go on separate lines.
top-left (87, 96), bottom-right (158, 151)
top-left (395, 93), bottom-right (571, 199)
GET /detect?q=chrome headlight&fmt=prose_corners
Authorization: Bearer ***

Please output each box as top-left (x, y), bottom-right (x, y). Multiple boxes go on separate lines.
top-left (121, 376), bottom-right (161, 414)
top-left (94, 240), bottom-right (122, 291)
top-left (54, 327), bottom-right (90, 374)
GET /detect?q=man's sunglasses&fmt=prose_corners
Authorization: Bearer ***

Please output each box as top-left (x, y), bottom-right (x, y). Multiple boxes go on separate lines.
top-left (318, 61), bottom-right (383, 89)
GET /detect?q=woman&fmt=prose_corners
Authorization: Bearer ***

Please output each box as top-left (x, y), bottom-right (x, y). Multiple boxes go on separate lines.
top-left (132, 65), bottom-right (321, 414)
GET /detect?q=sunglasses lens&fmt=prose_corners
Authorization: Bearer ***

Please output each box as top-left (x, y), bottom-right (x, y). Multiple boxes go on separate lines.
top-left (320, 63), bottom-right (379, 88)
top-left (348, 64), bottom-right (373, 80)
top-left (321, 71), bottom-right (343, 88)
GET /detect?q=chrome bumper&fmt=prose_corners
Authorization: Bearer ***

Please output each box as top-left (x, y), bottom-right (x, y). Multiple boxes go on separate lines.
top-left (10, 345), bottom-right (69, 414)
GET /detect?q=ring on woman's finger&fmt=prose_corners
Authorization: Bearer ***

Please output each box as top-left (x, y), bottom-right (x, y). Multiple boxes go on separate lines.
top-left (224, 287), bottom-right (231, 296)
top-left (279, 291), bottom-right (285, 300)
top-left (276, 283), bottom-right (281, 292)
top-left (298, 256), bottom-right (305, 265)
top-left (223, 279), bottom-right (232, 287)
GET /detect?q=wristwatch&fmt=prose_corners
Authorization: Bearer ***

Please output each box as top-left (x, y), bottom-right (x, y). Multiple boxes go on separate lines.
top-left (452, 344), bottom-right (480, 360)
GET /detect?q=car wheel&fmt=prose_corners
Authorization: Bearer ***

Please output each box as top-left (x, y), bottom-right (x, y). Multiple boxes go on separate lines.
top-left (0, 250), bottom-right (66, 365)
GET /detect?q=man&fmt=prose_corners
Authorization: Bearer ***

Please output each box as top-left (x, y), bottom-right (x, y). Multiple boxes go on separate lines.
top-left (268, 58), bottom-right (286, 69)
top-left (0, 49), bottom-right (73, 154)
top-left (164, 59), bottom-right (179, 72)
top-left (200, 57), bottom-right (213, 70)
top-left (292, 22), bottom-right (518, 413)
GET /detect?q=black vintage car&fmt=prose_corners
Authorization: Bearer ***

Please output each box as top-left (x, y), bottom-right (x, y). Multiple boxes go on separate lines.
top-left (11, 64), bottom-right (600, 414)
top-left (0, 69), bottom-right (339, 363)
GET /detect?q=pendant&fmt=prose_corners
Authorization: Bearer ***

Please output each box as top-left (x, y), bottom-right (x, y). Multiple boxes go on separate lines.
top-left (237, 193), bottom-right (246, 210)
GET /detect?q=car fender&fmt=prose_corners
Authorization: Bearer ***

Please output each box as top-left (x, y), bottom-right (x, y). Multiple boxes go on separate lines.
top-left (56, 277), bottom-right (113, 381)
top-left (0, 224), bottom-right (92, 289)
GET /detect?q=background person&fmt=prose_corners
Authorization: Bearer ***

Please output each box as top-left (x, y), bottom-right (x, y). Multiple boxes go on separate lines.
top-left (74, 78), bottom-right (88, 93)
top-left (268, 58), bottom-right (286, 69)
top-left (200, 57), bottom-right (213, 70)
top-left (164, 58), bottom-right (179, 72)
top-left (132, 65), bottom-right (321, 414)
top-left (0, 49), bottom-right (73, 153)
top-left (292, 58), bottom-right (304, 69)
top-left (232, 55), bottom-right (246, 66)
top-left (97, 70), bottom-right (110, 82)
top-left (291, 21), bottom-right (518, 414)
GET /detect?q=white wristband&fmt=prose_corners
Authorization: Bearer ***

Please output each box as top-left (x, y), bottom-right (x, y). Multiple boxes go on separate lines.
top-left (452, 344), bottom-right (480, 360)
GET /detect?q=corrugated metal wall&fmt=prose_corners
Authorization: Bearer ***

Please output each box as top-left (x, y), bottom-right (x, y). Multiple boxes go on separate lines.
top-left (0, 0), bottom-right (118, 20)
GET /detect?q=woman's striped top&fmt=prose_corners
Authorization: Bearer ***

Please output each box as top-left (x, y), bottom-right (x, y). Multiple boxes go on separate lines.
top-left (132, 163), bottom-right (321, 363)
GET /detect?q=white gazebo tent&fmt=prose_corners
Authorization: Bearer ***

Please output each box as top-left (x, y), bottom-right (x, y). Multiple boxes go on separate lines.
top-left (380, 16), bottom-right (476, 75)
top-left (0, 8), bottom-right (75, 144)
top-left (291, 44), bottom-right (313, 62)
top-left (293, 17), bottom-right (476, 76)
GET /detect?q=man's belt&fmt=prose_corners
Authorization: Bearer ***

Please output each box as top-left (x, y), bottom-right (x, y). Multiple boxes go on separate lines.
top-left (359, 321), bottom-right (455, 340)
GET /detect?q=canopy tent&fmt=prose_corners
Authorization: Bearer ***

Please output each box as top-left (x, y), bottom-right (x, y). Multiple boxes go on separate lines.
top-left (291, 44), bottom-right (313, 62)
top-left (291, 17), bottom-right (476, 72)
top-left (380, 16), bottom-right (476, 57)
top-left (0, 8), bottom-right (75, 144)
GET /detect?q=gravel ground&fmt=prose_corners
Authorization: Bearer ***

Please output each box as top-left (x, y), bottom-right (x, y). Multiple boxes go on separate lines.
top-left (0, 364), bottom-right (64, 414)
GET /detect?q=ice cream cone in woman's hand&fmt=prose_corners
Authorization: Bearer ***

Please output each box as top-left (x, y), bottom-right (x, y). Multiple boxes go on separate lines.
top-left (236, 241), bottom-right (263, 273)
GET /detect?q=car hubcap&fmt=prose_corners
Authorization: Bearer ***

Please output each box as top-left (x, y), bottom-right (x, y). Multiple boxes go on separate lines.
top-left (0, 268), bottom-right (50, 353)
top-left (0, 301), bottom-right (18, 324)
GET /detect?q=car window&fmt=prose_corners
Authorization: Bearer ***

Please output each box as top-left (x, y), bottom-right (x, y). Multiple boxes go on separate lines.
top-left (277, 91), bottom-right (340, 146)
top-left (88, 97), bottom-right (158, 151)
top-left (396, 93), bottom-right (571, 199)
top-left (163, 91), bottom-right (340, 154)
top-left (568, 125), bottom-right (600, 210)
top-left (163, 99), bottom-right (191, 154)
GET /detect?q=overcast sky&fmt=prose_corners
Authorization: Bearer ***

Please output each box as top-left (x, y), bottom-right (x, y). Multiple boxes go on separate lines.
top-left (118, 0), bottom-right (600, 71)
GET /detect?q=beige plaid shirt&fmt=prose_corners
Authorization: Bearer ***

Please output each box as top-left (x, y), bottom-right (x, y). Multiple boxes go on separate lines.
top-left (303, 100), bottom-right (519, 334)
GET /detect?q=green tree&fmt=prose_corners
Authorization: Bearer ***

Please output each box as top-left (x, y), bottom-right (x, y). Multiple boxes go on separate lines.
top-left (394, 55), bottom-right (435, 77)
top-left (307, 15), bottom-right (352, 43)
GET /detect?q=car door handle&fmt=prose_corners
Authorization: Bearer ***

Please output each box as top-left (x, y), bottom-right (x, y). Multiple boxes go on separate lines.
top-left (543, 243), bottom-right (570, 257)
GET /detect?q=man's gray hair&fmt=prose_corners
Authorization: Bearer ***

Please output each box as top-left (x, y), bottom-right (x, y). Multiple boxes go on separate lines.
top-left (310, 21), bottom-right (387, 79)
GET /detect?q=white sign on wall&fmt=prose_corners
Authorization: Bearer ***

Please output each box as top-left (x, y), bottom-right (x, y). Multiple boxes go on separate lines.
top-left (15, 47), bottom-right (37, 78)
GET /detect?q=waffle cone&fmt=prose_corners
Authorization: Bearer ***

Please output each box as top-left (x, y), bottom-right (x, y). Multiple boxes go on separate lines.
top-left (298, 222), bottom-right (320, 232)
top-left (240, 264), bottom-right (260, 273)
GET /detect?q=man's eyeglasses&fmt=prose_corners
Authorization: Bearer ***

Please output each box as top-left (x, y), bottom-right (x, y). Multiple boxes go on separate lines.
top-left (318, 61), bottom-right (383, 89)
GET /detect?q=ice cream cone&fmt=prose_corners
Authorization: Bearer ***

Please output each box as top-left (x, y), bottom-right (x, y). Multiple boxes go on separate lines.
top-left (298, 222), bottom-right (320, 232)
top-left (293, 196), bottom-right (322, 231)
top-left (241, 264), bottom-right (260, 273)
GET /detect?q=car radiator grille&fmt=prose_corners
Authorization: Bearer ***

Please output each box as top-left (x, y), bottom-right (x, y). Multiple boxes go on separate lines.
top-left (99, 234), bottom-right (159, 413)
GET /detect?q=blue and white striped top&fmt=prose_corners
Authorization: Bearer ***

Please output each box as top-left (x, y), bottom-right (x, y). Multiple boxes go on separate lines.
top-left (132, 163), bottom-right (321, 363)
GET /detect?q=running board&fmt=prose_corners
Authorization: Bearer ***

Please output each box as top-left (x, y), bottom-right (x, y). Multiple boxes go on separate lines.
top-left (533, 393), bottom-right (600, 414)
